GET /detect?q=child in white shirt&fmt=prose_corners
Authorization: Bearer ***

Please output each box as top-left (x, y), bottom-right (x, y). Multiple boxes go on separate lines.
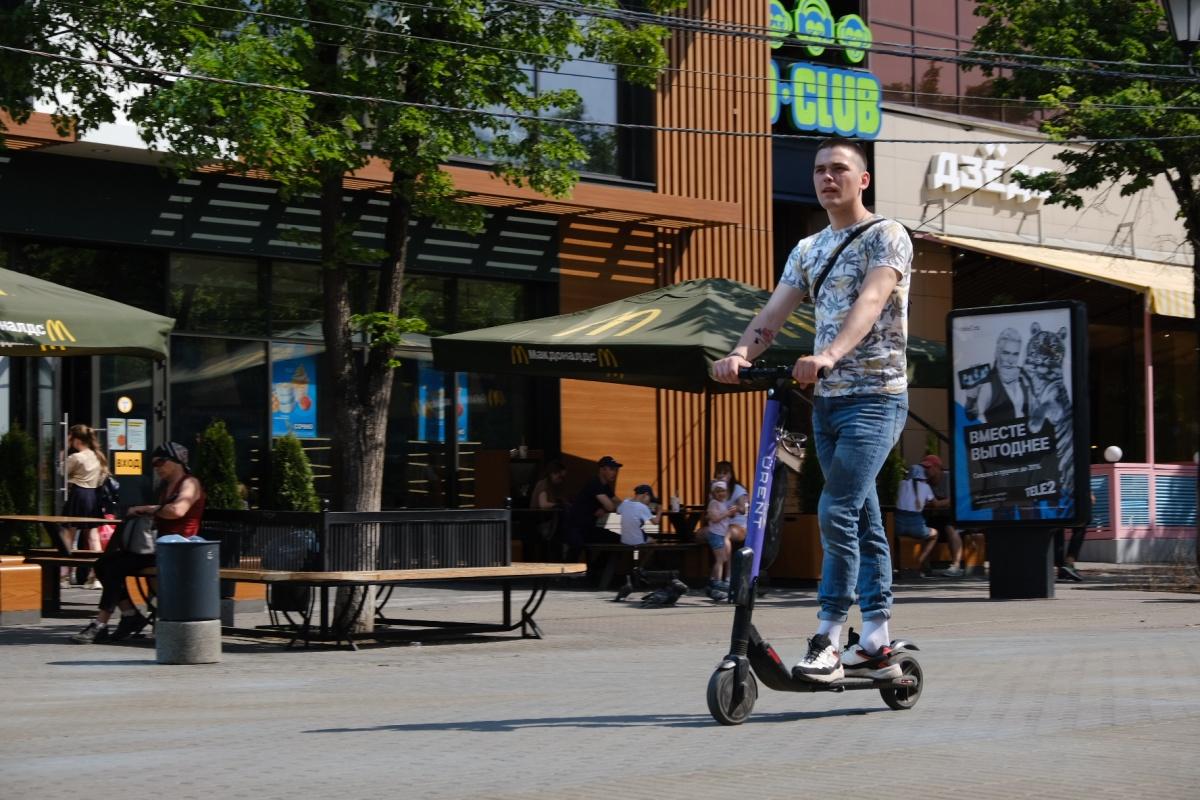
top-left (617, 484), bottom-right (661, 546)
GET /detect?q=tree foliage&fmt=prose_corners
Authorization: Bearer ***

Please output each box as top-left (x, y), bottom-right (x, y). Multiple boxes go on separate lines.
top-left (969, 1), bottom-right (1199, 244)
top-left (0, 0), bottom-right (684, 513)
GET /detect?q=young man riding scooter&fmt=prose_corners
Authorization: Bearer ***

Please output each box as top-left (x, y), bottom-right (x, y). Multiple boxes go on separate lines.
top-left (713, 137), bottom-right (913, 683)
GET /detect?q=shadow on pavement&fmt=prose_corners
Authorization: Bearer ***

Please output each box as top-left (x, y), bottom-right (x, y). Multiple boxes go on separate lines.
top-left (304, 706), bottom-right (890, 733)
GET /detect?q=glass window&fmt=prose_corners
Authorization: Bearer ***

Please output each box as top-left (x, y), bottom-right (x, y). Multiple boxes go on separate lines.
top-left (11, 240), bottom-right (165, 314)
top-left (914, 0), bottom-right (957, 34)
top-left (170, 254), bottom-right (267, 336)
top-left (872, 0), bottom-right (911, 26)
top-left (539, 57), bottom-right (620, 175)
top-left (97, 356), bottom-right (157, 508)
top-left (272, 261), bottom-right (323, 339)
top-left (914, 34), bottom-right (959, 113)
top-left (402, 275), bottom-right (451, 336)
top-left (170, 336), bottom-right (268, 504)
top-left (456, 279), bottom-right (524, 331)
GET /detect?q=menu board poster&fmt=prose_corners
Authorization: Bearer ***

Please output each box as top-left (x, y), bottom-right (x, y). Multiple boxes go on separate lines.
top-left (947, 301), bottom-right (1090, 529)
top-left (106, 418), bottom-right (127, 451)
top-left (125, 419), bottom-right (147, 452)
top-left (272, 354), bottom-right (318, 438)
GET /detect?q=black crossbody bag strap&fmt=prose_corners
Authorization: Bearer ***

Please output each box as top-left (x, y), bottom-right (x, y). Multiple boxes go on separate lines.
top-left (809, 217), bottom-right (886, 303)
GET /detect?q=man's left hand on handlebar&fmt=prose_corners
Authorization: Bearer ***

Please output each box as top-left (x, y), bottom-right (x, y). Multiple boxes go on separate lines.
top-left (793, 353), bottom-right (835, 386)
top-left (713, 353), bottom-right (751, 384)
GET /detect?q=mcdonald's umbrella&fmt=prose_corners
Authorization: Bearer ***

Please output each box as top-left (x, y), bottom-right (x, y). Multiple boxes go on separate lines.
top-left (0, 267), bottom-right (175, 359)
top-left (431, 277), bottom-right (947, 392)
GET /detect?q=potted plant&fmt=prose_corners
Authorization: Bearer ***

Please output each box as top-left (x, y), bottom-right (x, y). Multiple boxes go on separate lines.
top-left (269, 433), bottom-right (320, 513)
top-left (192, 420), bottom-right (242, 510)
top-left (0, 425), bottom-right (40, 553)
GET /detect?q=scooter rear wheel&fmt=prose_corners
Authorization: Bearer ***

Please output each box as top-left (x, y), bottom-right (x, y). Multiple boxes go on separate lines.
top-left (879, 655), bottom-right (923, 710)
top-left (707, 667), bottom-right (758, 725)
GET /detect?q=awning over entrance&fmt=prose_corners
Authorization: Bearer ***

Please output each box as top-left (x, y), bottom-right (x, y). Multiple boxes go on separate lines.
top-left (0, 267), bottom-right (175, 358)
top-left (920, 233), bottom-right (1194, 319)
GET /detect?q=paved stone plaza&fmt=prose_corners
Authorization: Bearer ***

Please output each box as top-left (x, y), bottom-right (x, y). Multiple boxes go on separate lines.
top-left (2, 566), bottom-right (1198, 799)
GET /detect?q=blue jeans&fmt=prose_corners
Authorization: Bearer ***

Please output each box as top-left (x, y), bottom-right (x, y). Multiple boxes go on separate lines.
top-left (812, 393), bottom-right (908, 623)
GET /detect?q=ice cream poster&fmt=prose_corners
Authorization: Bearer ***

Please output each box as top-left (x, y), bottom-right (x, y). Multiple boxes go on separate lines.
top-left (272, 355), bottom-right (318, 438)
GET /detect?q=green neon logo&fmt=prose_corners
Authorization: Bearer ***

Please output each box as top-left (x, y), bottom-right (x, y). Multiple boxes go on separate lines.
top-left (768, 0), bottom-right (872, 63)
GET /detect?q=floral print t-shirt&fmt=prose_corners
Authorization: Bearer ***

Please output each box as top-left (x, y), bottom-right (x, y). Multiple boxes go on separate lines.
top-left (779, 216), bottom-right (913, 397)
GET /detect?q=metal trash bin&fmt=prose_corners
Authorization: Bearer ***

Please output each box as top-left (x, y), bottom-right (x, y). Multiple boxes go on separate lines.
top-left (156, 536), bottom-right (221, 621)
top-left (155, 535), bottom-right (222, 664)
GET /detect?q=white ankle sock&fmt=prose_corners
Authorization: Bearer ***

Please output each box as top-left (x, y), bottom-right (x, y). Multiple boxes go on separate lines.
top-left (816, 620), bottom-right (843, 647)
top-left (860, 619), bottom-right (890, 654)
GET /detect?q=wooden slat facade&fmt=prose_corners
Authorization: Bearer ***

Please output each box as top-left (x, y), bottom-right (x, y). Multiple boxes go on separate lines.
top-left (559, 1), bottom-right (772, 504)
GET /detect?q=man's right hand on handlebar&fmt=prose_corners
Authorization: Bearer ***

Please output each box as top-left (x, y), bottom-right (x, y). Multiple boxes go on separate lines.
top-left (713, 353), bottom-right (751, 384)
top-left (793, 353), bottom-right (835, 386)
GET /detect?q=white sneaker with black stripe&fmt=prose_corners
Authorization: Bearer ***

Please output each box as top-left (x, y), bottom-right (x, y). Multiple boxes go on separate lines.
top-left (841, 643), bottom-right (903, 680)
top-left (792, 633), bottom-right (843, 683)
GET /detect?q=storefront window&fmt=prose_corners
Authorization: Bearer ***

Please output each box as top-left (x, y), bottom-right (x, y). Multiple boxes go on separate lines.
top-left (272, 261), bottom-right (323, 339)
top-left (10, 240), bottom-right (165, 314)
top-left (170, 336), bottom-right (268, 504)
top-left (457, 279), bottom-right (524, 330)
top-left (170, 253), bottom-right (267, 336)
top-left (98, 356), bottom-right (156, 508)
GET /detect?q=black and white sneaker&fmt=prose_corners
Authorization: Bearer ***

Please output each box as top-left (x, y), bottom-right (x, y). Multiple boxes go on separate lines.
top-left (841, 643), bottom-right (902, 680)
top-left (792, 633), bottom-right (843, 683)
top-left (109, 611), bottom-right (149, 641)
top-left (70, 621), bottom-right (109, 644)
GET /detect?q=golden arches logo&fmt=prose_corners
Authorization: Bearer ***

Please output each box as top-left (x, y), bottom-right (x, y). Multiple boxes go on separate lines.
top-left (553, 308), bottom-right (661, 340)
top-left (597, 348), bottom-right (619, 369)
top-left (511, 345), bottom-right (529, 365)
top-left (40, 319), bottom-right (76, 352)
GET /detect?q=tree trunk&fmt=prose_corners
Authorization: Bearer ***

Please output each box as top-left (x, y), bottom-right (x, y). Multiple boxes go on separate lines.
top-left (320, 164), bottom-right (414, 633)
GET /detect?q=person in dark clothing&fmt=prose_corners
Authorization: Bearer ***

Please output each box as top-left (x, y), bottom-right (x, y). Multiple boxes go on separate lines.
top-left (563, 455), bottom-right (621, 561)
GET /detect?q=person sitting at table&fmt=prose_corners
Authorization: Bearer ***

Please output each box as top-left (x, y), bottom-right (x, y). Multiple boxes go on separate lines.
top-left (562, 455), bottom-right (621, 562)
top-left (617, 484), bottom-right (662, 546)
top-left (713, 460), bottom-right (749, 546)
top-left (527, 459), bottom-right (568, 559)
top-left (71, 442), bottom-right (207, 644)
top-left (895, 463), bottom-right (938, 577)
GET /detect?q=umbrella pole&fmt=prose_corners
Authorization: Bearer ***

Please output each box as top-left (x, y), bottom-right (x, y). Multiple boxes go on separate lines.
top-left (704, 391), bottom-right (712, 498)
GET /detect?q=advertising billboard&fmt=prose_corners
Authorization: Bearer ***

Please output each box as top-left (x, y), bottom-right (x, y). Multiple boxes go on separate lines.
top-left (947, 301), bottom-right (1090, 528)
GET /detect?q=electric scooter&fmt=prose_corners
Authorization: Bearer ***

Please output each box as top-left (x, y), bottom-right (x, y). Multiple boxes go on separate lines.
top-left (706, 365), bottom-right (924, 725)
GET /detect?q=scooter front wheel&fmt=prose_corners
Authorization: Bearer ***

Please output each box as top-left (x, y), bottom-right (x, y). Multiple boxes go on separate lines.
top-left (879, 655), bottom-right (923, 710)
top-left (707, 667), bottom-right (758, 725)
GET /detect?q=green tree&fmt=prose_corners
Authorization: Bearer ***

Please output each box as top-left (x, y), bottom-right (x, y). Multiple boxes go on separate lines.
top-left (0, 425), bottom-right (40, 552)
top-left (0, 0), bottom-right (683, 514)
top-left (270, 434), bottom-right (320, 512)
top-left (193, 420), bottom-right (241, 510)
top-left (971, 0), bottom-right (1199, 568)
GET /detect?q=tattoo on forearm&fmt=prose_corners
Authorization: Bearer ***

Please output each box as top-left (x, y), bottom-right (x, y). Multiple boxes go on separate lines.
top-left (753, 326), bottom-right (777, 346)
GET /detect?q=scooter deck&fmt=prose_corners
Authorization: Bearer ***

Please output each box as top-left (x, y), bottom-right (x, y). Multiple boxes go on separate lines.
top-left (780, 674), bottom-right (919, 693)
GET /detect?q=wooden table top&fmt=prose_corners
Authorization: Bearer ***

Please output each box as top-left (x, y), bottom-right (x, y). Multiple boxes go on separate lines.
top-left (0, 515), bottom-right (114, 524)
top-left (217, 563), bottom-right (588, 584)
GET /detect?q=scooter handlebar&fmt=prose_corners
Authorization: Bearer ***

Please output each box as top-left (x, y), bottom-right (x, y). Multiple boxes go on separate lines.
top-left (737, 365), bottom-right (830, 382)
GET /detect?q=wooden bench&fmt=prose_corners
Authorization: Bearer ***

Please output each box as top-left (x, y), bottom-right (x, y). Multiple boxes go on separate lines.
top-left (582, 540), bottom-right (704, 589)
top-left (217, 562), bottom-right (587, 649)
top-left (1, 555), bottom-right (40, 625)
top-left (24, 550), bottom-right (104, 616)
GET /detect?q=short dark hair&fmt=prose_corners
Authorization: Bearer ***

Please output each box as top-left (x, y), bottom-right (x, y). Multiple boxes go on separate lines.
top-left (816, 137), bottom-right (869, 171)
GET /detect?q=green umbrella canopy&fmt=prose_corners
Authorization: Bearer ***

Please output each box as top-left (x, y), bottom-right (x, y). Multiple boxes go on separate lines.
top-left (0, 267), bottom-right (175, 359)
top-left (431, 278), bottom-right (947, 392)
